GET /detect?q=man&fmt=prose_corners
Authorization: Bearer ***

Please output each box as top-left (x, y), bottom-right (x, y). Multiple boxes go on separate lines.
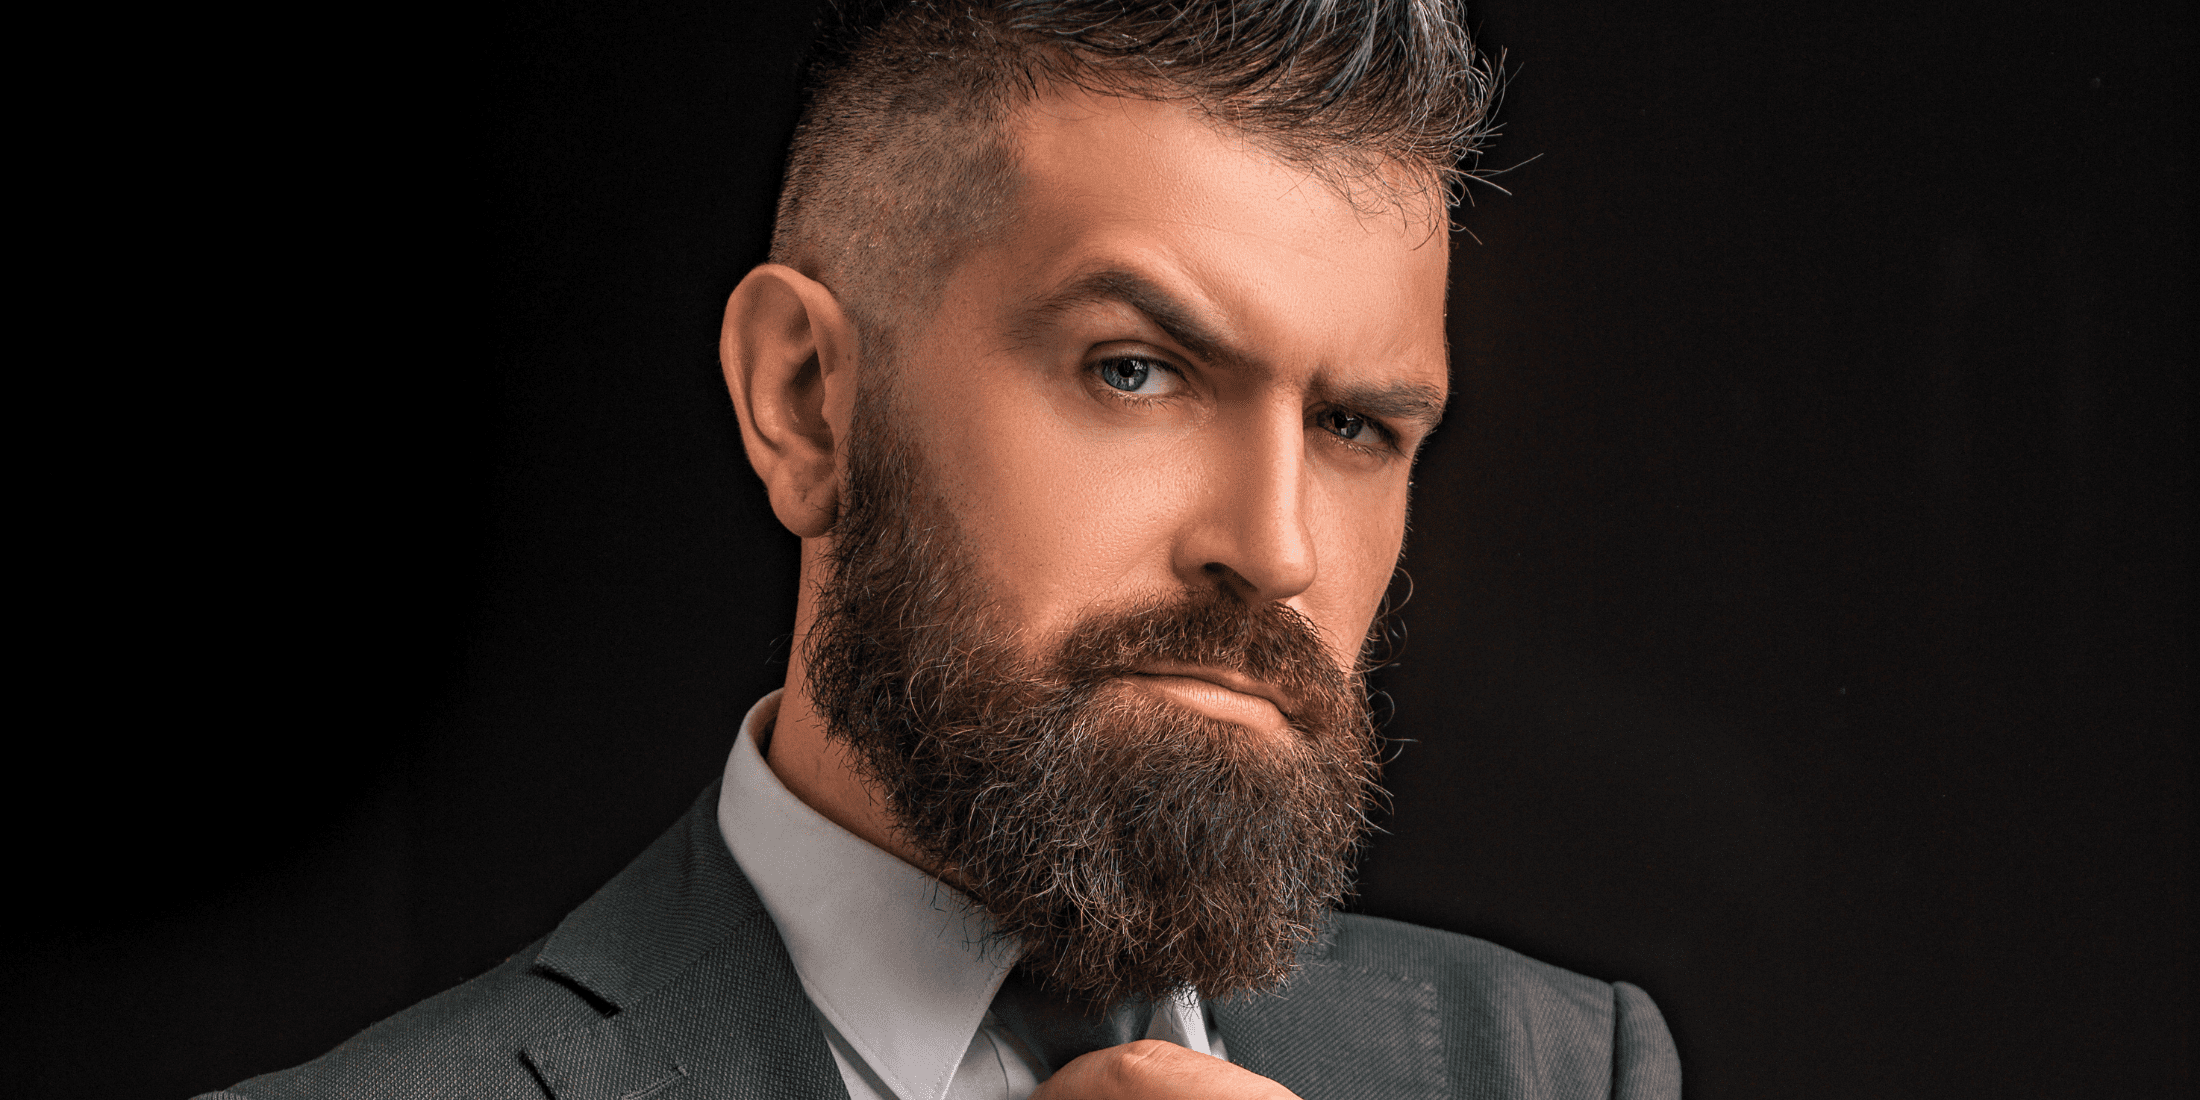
top-left (210, 2), bottom-right (1679, 1097)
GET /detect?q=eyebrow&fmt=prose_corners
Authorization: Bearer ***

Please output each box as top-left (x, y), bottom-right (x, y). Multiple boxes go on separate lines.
top-left (1321, 379), bottom-right (1449, 435)
top-left (1026, 269), bottom-right (1246, 369)
top-left (1026, 267), bottom-right (1449, 434)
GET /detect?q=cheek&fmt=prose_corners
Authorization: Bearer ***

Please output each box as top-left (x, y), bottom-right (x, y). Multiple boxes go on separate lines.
top-left (909, 375), bottom-right (1181, 629)
top-left (1304, 477), bottom-right (1411, 665)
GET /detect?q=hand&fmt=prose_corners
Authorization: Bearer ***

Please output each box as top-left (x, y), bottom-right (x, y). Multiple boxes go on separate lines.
top-left (1028, 1040), bottom-right (1302, 1099)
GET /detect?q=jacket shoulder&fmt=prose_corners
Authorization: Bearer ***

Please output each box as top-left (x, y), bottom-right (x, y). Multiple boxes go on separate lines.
top-left (1324, 911), bottom-right (1613, 1023)
top-left (211, 937), bottom-right (600, 1100)
top-left (1330, 913), bottom-right (1679, 1100)
top-left (203, 783), bottom-right (831, 1100)
top-left (1217, 912), bottom-right (1679, 1100)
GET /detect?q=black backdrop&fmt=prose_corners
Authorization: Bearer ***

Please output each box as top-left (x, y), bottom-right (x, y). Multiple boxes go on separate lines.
top-left (11, 1), bottom-right (2188, 1097)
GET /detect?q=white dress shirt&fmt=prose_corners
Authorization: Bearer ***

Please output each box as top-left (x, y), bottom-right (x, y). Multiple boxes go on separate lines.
top-left (717, 691), bottom-right (1224, 1100)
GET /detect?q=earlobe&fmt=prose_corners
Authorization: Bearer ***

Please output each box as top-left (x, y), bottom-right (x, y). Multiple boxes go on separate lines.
top-left (721, 264), bottom-right (858, 539)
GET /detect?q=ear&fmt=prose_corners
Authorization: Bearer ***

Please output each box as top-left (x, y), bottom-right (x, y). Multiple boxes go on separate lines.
top-left (721, 264), bottom-right (859, 539)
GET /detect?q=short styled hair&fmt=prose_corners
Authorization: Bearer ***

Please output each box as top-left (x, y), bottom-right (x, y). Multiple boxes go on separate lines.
top-left (770, 0), bottom-right (1498, 345)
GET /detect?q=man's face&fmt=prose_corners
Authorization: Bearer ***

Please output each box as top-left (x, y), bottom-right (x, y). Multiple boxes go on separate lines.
top-left (886, 89), bottom-right (1451, 702)
top-left (800, 90), bottom-right (1453, 1005)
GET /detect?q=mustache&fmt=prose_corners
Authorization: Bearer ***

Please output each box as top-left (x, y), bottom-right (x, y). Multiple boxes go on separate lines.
top-left (1045, 592), bottom-right (1359, 727)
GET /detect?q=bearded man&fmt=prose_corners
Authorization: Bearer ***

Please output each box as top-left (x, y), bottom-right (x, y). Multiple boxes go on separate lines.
top-left (207, 2), bottom-right (1680, 1098)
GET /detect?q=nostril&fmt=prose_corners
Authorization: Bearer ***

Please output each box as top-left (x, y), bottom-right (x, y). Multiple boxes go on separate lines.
top-left (1200, 563), bottom-right (1265, 601)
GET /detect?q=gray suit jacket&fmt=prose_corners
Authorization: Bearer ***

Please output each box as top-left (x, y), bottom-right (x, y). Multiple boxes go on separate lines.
top-left (206, 784), bottom-right (1680, 1100)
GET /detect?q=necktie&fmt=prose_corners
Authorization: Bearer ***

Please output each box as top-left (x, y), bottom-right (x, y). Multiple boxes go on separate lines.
top-left (987, 968), bottom-right (1155, 1074)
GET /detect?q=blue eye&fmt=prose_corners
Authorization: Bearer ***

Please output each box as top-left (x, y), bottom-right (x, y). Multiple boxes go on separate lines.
top-left (1098, 357), bottom-right (1158, 392)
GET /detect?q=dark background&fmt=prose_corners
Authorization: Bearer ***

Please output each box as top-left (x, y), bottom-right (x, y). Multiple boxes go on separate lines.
top-left (11, 1), bottom-right (2187, 1097)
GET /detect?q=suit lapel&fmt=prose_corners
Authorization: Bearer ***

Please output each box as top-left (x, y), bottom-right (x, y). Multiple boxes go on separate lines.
top-left (521, 783), bottom-right (848, 1100)
top-left (1214, 935), bottom-right (1448, 1100)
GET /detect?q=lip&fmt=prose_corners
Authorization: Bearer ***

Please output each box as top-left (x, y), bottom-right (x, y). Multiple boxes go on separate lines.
top-left (1128, 660), bottom-right (1295, 718)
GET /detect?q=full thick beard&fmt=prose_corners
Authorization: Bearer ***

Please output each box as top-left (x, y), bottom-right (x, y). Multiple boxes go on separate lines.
top-left (804, 388), bottom-right (1383, 1006)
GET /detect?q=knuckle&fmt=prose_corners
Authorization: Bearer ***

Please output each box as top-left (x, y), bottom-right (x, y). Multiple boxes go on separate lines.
top-left (1102, 1039), bottom-right (1182, 1082)
top-left (1108, 1038), bottom-right (1179, 1073)
top-left (1067, 1040), bottom-right (1302, 1099)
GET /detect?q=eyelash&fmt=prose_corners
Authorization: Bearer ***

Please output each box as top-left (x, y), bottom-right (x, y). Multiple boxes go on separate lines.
top-left (1315, 405), bottom-right (1399, 457)
top-left (1093, 355), bottom-right (1177, 399)
top-left (1086, 358), bottom-right (1401, 458)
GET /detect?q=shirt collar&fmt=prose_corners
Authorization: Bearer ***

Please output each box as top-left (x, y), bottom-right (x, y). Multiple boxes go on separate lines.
top-left (716, 690), bottom-right (1021, 1100)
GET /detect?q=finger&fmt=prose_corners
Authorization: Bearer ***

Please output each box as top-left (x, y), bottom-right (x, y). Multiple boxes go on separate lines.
top-left (1028, 1040), bottom-right (1301, 1100)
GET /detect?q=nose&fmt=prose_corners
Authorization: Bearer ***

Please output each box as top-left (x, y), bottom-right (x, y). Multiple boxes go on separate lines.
top-left (1172, 405), bottom-right (1318, 602)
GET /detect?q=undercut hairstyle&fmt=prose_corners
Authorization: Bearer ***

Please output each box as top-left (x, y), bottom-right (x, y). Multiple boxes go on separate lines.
top-left (769, 0), bottom-right (1499, 348)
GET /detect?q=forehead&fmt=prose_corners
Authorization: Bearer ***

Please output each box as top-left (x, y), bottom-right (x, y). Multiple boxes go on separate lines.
top-left (985, 88), bottom-right (1452, 392)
